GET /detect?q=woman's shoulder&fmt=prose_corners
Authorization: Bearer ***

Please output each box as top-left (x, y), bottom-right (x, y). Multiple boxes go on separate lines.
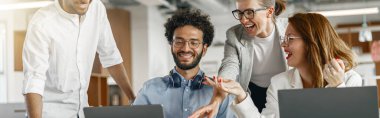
top-left (225, 24), bottom-right (245, 46)
top-left (344, 69), bottom-right (363, 81)
top-left (226, 24), bottom-right (243, 34)
top-left (226, 24), bottom-right (247, 39)
top-left (270, 69), bottom-right (295, 85)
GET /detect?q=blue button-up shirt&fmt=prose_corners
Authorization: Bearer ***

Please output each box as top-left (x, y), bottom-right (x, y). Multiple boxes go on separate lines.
top-left (133, 69), bottom-right (234, 118)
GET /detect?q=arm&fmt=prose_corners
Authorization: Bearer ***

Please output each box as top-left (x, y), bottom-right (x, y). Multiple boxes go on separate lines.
top-left (25, 93), bottom-right (42, 118)
top-left (107, 63), bottom-right (135, 101)
top-left (196, 27), bottom-right (242, 117)
top-left (23, 25), bottom-right (50, 118)
top-left (231, 83), bottom-right (278, 118)
top-left (218, 28), bottom-right (240, 81)
top-left (97, 1), bottom-right (135, 101)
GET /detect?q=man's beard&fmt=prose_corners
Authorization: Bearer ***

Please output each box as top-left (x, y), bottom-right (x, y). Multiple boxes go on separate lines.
top-left (172, 49), bottom-right (203, 70)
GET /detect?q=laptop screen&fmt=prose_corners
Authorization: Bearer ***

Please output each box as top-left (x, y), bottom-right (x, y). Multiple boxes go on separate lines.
top-left (278, 86), bottom-right (378, 118)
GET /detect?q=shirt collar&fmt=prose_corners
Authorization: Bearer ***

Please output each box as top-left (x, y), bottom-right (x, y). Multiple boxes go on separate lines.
top-left (290, 68), bottom-right (304, 88)
top-left (55, 0), bottom-right (79, 20)
top-left (171, 67), bottom-right (204, 87)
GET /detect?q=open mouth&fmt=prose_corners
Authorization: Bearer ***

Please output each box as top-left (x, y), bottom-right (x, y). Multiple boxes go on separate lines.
top-left (245, 24), bottom-right (256, 31)
top-left (178, 52), bottom-right (194, 61)
top-left (285, 50), bottom-right (293, 60)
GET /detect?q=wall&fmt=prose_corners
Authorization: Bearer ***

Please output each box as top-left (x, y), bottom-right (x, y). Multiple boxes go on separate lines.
top-left (199, 13), bottom-right (237, 76)
top-left (123, 5), bottom-right (173, 94)
top-left (0, 11), bottom-right (12, 103)
top-left (123, 5), bottom-right (149, 94)
top-left (0, 0), bottom-right (41, 103)
top-left (147, 6), bottom-right (173, 78)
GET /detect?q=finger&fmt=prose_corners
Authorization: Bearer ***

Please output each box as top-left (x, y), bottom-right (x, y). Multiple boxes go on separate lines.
top-left (222, 79), bottom-right (233, 83)
top-left (190, 106), bottom-right (210, 118)
top-left (330, 59), bottom-right (340, 72)
top-left (207, 109), bottom-right (217, 118)
top-left (336, 59), bottom-right (345, 71)
top-left (324, 64), bottom-right (332, 77)
top-left (205, 76), bottom-right (217, 87)
top-left (322, 65), bottom-right (328, 79)
top-left (202, 76), bottom-right (211, 85)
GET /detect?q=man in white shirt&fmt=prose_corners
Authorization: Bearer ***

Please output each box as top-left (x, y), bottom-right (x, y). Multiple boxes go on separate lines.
top-left (22, 0), bottom-right (135, 118)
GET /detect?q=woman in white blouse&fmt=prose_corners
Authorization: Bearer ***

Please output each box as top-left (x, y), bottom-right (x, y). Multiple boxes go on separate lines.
top-left (189, 12), bottom-right (362, 118)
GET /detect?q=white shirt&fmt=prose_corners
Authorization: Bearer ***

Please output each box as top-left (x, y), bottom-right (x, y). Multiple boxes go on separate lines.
top-left (248, 27), bottom-right (286, 87)
top-left (22, 0), bottom-right (122, 118)
top-left (231, 68), bottom-right (363, 118)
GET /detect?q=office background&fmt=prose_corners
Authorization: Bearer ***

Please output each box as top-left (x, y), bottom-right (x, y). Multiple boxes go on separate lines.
top-left (0, 0), bottom-right (380, 106)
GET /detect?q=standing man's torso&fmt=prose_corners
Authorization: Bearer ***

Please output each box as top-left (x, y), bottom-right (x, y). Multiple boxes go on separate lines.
top-left (25, 0), bottom-right (110, 117)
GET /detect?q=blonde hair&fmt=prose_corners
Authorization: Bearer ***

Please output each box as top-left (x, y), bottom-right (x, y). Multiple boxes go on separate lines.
top-left (288, 13), bottom-right (356, 88)
top-left (236, 0), bottom-right (287, 16)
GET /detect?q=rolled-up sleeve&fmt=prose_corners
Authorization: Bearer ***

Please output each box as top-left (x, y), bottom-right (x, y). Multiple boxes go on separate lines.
top-left (22, 25), bottom-right (50, 96)
top-left (97, 5), bottom-right (123, 68)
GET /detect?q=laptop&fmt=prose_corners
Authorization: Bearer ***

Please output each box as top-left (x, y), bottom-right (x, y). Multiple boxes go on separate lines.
top-left (0, 103), bottom-right (27, 118)
top-left (278, 86), bottom-right (379, 118)
top-left (84, 105), bottom-right (164, 118)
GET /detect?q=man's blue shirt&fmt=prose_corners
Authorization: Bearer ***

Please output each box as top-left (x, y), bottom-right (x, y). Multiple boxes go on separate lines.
top-left (133, 69), bottom-right (234, 118)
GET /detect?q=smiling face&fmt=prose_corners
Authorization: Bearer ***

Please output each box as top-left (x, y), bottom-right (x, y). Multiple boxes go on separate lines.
top-left (282, 23), bottom-right (307, 68)
top-left (236, 0), bottom-right (272, 37)
top-left (61, 0), bottom-right (91, 15)
top-left (171, 25), bottom-right (207, 70)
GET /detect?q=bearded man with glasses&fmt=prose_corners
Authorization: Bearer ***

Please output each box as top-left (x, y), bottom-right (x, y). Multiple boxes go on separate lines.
top-left (133, 8), bottom-right (234, 118)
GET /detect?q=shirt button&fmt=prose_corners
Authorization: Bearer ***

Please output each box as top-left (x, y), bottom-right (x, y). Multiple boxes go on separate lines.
top-left (186, 88), bottom-right (189, 92)
top-left (184, 109), bottom-right (188, 111)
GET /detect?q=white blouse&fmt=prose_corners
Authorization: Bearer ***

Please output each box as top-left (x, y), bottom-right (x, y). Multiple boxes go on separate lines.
top-left (230, 68), bottom-right (363, 118)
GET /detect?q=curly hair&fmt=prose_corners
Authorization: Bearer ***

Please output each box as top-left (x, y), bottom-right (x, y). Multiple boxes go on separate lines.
top-left (164, 8), bottom-right (214, 47)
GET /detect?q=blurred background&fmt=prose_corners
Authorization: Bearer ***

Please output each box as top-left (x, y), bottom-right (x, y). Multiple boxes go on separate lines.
top-left (0, 0), bottom-right (380, 107)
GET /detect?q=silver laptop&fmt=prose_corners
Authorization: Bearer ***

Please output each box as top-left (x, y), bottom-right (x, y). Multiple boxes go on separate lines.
top-left (278, 86), bottom-right (379, 118)
top-left (84, 105), bottom-right (164, 118)
top-left (0, 103), bottom-right (27, 118)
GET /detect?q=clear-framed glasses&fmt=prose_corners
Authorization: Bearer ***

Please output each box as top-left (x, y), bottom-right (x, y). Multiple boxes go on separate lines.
top-left (172, 39), bottom-right (203, 49)
top-left (281, 35), bottom-right (302, 45)
top-left (232, 7), bottom-right (267, 20)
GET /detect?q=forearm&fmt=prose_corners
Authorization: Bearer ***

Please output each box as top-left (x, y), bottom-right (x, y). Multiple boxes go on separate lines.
top-left (235, 92), bottom-right (248, 104)
top-left (210, 89), bottom-right (227, 106)
top-left (25, 93), bottom-right (42, 118)
top-left (107, 64), bottom-right (135, 101)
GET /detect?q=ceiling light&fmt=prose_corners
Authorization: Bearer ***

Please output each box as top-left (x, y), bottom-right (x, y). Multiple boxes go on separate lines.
top-left (0, 1), bottom-right (53, 11)
top-left (359, 15), bottom-right (372, 42)
top-left (315, 7), bottom-right (379, 17)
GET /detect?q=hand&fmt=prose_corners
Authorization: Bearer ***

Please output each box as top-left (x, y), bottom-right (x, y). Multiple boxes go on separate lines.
top-left (203, 76), bottom-right (245, 98)
top-left (188, 76), bottom-right (225, 118)
top-left (323, 58), bottom-right (345, 87)
top-left (189, 77), bottom-right (247, 118)
top-left (188, 101), bottom-right (220, 118)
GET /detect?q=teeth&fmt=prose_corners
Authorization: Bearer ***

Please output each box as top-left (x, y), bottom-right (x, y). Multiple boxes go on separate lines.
top-left (179, 53), bottom-right (192, 58)
top-left (245, 24), bottom-right (254, 28)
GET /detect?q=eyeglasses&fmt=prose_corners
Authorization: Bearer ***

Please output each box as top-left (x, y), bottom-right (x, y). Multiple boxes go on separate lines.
top-left (172, 39), bottom-right (203, 49)
top-left (232, 7), bottom-right (267, 20)
top-left (281, 35), bottom-right (302, 45)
